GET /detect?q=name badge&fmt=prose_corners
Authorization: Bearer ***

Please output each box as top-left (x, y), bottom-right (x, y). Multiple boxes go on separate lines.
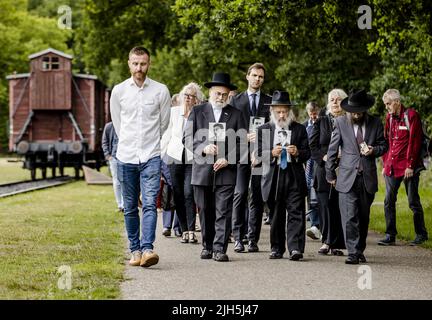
top-left (398, 126), bottom-right (408, 130)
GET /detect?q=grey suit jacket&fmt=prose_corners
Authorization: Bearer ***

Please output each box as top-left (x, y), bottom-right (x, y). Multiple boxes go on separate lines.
top-left (184, 102), bottom-right (247, 186)
top-left (257, 122), bottom-right (310, 202)
top-left (325, 114), bottom-right (388, 194)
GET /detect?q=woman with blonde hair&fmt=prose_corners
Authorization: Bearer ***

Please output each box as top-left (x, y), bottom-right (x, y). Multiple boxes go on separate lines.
top-left (161, 82), bottom-right (205, 243)
top-left (309, 89), bottom-right (347, 256)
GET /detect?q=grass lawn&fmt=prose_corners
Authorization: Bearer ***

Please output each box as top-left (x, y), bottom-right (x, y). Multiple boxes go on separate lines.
top-left (0, 180), bottom-right (125, 299)
top-left (370, 165), bottom-right (432, 249)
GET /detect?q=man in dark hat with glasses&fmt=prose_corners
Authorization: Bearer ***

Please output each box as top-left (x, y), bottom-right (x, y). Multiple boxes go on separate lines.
top-left (254, 90), bottom-right (310, 261)
top-left (326, 89), bottom-right (388, 264)
top-left (184, 72), bottom-right (247, 262)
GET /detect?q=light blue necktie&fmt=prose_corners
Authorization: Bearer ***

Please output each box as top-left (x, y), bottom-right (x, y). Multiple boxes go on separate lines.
top-left (280, 148), bottom-right (288, 169)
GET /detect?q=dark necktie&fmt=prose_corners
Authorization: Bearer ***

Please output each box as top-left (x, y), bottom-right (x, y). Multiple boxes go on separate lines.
top-left (251, 93), bottom-right (257, 116)
top-left (356, 125), bottom-right (364, 172)
top-left (280, 148), bottom-right (288, 169)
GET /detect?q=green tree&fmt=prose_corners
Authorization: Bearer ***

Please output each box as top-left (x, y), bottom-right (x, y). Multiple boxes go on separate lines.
top-left (0, 0), bottom-right (70, 152)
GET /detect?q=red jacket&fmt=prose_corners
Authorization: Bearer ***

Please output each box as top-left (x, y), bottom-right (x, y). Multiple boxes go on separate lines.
top-left (382, 105), bottom-right (423, 178)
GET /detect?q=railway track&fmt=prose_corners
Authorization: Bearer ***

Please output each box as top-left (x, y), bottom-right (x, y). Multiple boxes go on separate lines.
top-left (0, 176), bottom-right (74, 198)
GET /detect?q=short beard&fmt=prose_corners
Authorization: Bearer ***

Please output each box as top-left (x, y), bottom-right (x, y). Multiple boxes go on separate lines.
top-left (270, 109), bottom-right (295, 129)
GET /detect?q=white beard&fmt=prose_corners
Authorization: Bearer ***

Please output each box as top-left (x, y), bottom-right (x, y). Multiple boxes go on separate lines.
top-left (209, 98), bottom-right (227, 109)
top-left (270, 109), bottom-right (295, 129)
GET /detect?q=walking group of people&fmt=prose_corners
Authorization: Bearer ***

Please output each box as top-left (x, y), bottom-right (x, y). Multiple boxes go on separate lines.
top-left (104, 46), bottom-right (429, 268)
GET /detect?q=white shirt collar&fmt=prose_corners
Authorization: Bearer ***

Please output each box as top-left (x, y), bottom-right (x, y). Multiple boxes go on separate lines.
top-left (247, 89), bottom-right (261, 97)
top-left (128, 76), bottom-right (149, 89)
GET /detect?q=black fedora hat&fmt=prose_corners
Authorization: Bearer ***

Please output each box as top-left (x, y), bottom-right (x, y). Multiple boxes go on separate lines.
top-left (204, 72), bottom-right (237, 90)
top-left (265, 90), bottom-right (294, 106)
top-left (341, 89), bottom-right (375, 113)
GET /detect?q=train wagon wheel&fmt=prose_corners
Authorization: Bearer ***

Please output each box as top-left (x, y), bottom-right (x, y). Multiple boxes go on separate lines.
top-left (31, 168), bottom-right (36, 181)
top-left (42, 167), bottom-right (47, 179)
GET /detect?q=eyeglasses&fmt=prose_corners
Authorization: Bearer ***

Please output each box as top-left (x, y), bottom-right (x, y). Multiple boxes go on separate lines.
top-left (184, 93), bottom-right (197, 99)
top-left (213, 92), bottom-right (229, 99)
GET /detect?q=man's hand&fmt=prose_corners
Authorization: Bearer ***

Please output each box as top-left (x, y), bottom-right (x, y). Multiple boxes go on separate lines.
top-left (213, 158), bottom-right (228, 172)
top-left (328, 179), bottom-right (336, 187)
top-left (382, 168), bottom-right (385, 177)
top-left (272, 145), bottom-right (283, 158)
top-left (106, 155), bottom-right (112, 161)
top-left (287, 145), bottom-right (298, 157)
top-left (204, 144), bottom-right (218, 155)
top-left (323, 154), bottom-right (328, 162)
top-left (247, 132), bottom-right (256, 143)
top-left (404, 168), bottom-right (414, 179)
top-left (361, 145), bottom-right (374, 156)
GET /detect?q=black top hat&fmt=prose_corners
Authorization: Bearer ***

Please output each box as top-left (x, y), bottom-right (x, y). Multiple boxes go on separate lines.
top-left (341, 89), bottom-right (375, 113)
top-left (265, 90), bottom-right (294, 106)
top-left (204, 72), bottom-right (237, 90)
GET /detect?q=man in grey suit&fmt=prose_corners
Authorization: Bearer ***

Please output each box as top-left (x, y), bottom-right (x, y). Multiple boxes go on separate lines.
top-left (326, 89), bottom-right (388, 264)
top-left (184, 72), bottom-right (247, 262)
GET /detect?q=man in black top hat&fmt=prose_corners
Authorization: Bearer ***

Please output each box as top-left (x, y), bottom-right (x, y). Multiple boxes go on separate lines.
top-left (326, 89), bottom-right (388, 264)
top-left (229, 63), bottom-right (272, 253)
top-left (184, 72), bottom-right (247, 262)
top-left (255, 90), bottom-right (310, 261)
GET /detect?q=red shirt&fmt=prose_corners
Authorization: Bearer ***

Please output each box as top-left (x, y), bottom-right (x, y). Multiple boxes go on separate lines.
top-left (382, 105), bottom-right (423, 178)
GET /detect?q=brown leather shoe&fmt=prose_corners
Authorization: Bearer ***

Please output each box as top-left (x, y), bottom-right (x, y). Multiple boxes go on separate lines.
top-left (129, 251), bottom-right (142, 266)
top-left (140, 250), bottom-right (159, 267)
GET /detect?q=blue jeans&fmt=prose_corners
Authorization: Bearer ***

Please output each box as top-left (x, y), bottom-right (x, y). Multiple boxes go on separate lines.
top-left (118, 156), bottom-right (161, 252)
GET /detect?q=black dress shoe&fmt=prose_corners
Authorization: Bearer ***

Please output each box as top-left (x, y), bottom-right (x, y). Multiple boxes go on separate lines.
top-left (247, 241), bottom-right (259, 252)
top-left (357, 253), bottom-right (367, 263)
top-left (200, 249), bottom-right (213, 259)
top-left (234, 240), bottom-right (245, 252)
top-left (269, 251), bottom-right (283, 259)
top-left (377, 235), bottom-right (396, 246)
top-left (345, 254), bottom-right (359, 264)
top-left (410, 234), bottom-right (428, 246)
top-left (289, 250), bottom-right (303, 261)
top-left (213, 251), bottom-right (229, 262)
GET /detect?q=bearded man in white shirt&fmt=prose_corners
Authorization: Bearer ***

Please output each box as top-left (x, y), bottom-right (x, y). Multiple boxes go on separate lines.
top-left (110, 46), bottom-right (171, 268)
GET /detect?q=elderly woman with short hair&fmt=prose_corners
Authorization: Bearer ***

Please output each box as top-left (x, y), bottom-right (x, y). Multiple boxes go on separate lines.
top-left (161, 82), bottom-right (205, 243)
top-left (309, 89), bottom-right (347, 256)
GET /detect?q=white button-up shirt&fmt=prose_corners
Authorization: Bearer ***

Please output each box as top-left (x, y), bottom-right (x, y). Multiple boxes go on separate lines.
top-left (247, 89), bottom-right (261, 113)
top-left (212, 104), bottom-right (223, 122)
top-left (110, 76), bottom-right (171, 164)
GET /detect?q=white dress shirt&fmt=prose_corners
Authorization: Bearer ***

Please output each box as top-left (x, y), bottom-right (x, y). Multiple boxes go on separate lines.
top-left (110, 76), bottom-right (171, 164)
top-left (212, 104), bottom-right (223, 122)
top-left (353, 123), bottom-right (366, 140)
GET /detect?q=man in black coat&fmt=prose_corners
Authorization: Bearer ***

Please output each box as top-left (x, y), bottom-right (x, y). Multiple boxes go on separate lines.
top-left (184, 72), bottom-right (247, 262)
top-left (229, 63), bottom-right (272, 253)
top-left (255, 91), bottom-right (310, 261)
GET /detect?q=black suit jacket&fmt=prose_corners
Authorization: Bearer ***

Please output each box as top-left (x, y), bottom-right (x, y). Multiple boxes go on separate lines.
top-left (184, 102), bottom-right (247, 186)
top-left (230, 91), bottom-right (272, 131)
top-left (256, 121), bottom-right (310, 202)
top-left (309, 114), bottom-right (335, 192)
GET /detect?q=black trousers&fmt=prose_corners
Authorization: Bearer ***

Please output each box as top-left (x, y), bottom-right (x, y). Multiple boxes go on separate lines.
top-left (169, 163), bottom-right (195, 232)
top-left (384, 174), bottom-right (428, 237)
top-left (268, 167), bottom-right (306, 255)
top-left (232, 164), bottom-right (250, 241)
top-left (338, 174), bottom-right (374, 256)
top-left (193, 185), bottom-right (234, 253)
top-left (247, 173), bottom-right (265, 243)
top-left (317, 188), bottom-right (345, 249)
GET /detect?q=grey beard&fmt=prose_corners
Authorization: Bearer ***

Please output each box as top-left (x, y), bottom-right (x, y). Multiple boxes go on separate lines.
top-left (270, 110), bottom-right (295, 129)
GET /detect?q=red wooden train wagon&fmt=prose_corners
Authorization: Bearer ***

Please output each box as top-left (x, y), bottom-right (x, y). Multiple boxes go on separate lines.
top-left (7, 48), bottom-right (110, 180)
